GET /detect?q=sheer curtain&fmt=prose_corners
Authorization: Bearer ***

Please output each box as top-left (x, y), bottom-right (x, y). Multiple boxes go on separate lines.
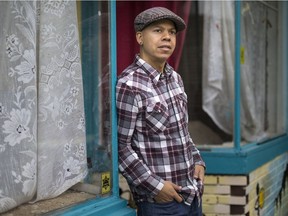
top-left (239, 2), bottom-right (267, 141)
top-left (0, 1), bottom-right (87, 213)
top-left (202, 1), bottom-right (267, 142)
top-left (202, 1), bottom-right (235, 139)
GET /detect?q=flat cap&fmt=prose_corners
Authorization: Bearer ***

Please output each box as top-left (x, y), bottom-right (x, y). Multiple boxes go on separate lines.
top-left (134, 7), bottom-right (186, 32)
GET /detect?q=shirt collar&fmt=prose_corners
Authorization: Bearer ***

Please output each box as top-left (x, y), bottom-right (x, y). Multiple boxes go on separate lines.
top-left (135, 54), bottom-right (173, 85)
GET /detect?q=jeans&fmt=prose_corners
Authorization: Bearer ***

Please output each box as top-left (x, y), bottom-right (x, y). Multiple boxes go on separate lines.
top-left (137, 197), bottom-right (202, 216)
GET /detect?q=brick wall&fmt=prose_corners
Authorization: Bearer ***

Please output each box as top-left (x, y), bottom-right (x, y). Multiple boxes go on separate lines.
top-left (203, 153), bottom-right (288, 216)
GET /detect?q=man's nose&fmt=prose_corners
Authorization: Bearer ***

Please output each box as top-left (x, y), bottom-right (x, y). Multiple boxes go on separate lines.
top-left (162, 31), bottom-right (171, 40)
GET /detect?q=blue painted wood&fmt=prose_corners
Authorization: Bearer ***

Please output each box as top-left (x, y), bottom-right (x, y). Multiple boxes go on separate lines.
top-left (110, 0), bottom-right (120, 198)
top-left (201, 135), bottom-right (288, 175)
top-left (43, 196), bottom-right (135, 216)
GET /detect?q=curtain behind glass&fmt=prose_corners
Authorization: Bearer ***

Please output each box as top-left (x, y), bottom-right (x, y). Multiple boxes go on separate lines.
top-left (202, 1), bottom-right (235, 140)
top-left (0, 1), bottom-right (87, 213)
top-left (240, 2), bottom-right (267, 141)
top-left (202, 1), bottom-right (268, 142)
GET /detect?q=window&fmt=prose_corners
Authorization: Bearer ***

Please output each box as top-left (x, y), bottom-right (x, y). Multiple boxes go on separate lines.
top-left (177, 1), bottom-right (286, 148)
top-left (240, 1), bottom-right (285, 143)
top-left (81, 1), bottom-right (114, 196)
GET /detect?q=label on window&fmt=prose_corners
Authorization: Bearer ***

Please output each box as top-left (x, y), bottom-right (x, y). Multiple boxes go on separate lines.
top-left (240, 46), bottom-right (245, 64)
top-left (101, 172), bottom-right (111, 194)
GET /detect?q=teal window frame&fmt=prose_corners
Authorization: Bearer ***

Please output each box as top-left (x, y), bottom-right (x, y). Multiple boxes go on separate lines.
top-left (201, 1), bottom-right (288, 175)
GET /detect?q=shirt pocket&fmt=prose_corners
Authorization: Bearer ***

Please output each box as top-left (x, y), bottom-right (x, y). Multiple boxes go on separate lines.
top-left (175, 93), bottom-right (188, 110)
top-left (175, 93), bottom-right (188, 121)
top-left (145, 102), bottom-right (169, 134)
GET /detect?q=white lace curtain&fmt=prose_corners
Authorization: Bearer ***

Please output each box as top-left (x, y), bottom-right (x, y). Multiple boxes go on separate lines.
top-left (202, 1), bottom-right (268, 142)
top-left (0, 1), bottom-right (87, 213)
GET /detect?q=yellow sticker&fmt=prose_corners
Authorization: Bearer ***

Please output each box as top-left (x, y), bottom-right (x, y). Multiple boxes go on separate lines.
top-left (101, 172), bottom-right (111, 194)
top-left (240, 47), bottom-right (245, 64)
top-left (259, 187), bottom-right (265, 208)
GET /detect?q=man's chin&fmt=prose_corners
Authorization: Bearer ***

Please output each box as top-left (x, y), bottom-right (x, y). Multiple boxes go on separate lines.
top-left (158, 54), bottom-right (172, 62)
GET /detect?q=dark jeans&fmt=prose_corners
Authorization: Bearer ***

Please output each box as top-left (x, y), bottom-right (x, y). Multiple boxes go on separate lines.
top-left (137, 198), bottom-right (202, 216)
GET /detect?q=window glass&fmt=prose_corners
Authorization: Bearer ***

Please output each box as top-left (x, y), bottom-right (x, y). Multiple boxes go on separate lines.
top-left (179, 1), bottom-right (235, 148)
top-left (178, 1), bottom-right (286, 148)
top-left (240, 1), bottom-right (285, 144)
top-left (81, 0), bottom-right (113, 196)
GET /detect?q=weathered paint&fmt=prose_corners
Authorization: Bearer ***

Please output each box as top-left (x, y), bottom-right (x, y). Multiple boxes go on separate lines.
top-left (203, 153), bottom-right (288, 216)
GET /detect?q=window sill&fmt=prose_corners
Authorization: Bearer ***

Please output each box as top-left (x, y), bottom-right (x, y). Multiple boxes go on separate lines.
top-left (201, 134), bottom-right (288, 174)
top-left (43, 196), bottom-right (136, 216)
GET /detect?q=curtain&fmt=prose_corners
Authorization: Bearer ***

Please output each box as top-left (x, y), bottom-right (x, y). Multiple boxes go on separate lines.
top-left (0, 0), bottom-right (87, 213)
top-left (116, 1), bottom-right (191, 74)
top-left (202, 1), bottom-right (235, 138)
top-left (202, 1), bottom-right (268, 142)
top-left (239, 2), bottom-right (267, 141)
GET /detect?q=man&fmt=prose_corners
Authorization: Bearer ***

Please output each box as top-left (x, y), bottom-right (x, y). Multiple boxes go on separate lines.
top-left (116, 7), bottom-right (205, 216)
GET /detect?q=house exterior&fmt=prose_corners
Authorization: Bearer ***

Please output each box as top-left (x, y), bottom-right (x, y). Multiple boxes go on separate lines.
top-left (1, 1), bottom-right (287, 216)
top-left (61, 1), bottom-right (288, 215)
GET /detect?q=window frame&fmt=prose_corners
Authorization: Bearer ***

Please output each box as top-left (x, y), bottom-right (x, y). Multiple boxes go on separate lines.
top-left (201, 1), bottom-right (288, 175)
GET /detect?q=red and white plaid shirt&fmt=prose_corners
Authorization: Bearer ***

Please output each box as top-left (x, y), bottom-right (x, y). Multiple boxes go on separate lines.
top-left (116, 55), bottom-right (205, 205)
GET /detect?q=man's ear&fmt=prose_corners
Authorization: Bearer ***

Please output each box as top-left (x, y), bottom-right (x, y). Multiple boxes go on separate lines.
top-left (136, 32), bottom-right (143, 45)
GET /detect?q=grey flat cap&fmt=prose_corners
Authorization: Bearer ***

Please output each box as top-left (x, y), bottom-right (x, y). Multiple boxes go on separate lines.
top-left (134, 7), bottom-right (186, 32)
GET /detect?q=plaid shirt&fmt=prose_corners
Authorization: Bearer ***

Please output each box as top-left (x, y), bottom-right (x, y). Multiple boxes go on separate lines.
top-left (116, 55), bottom-right (205, 205)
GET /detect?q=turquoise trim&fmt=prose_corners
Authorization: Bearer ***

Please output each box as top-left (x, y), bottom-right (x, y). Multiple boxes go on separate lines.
top-left (110, 0), bottom-right (119, 198)
top-left (201, 135), bottom-right (288, 174)
top-left (43, 196), bottom-right (135, 216)
top-left (234, 0), bottom-right (241, 151)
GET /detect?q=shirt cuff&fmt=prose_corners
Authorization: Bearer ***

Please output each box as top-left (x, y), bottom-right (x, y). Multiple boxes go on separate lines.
top-left (140, 174), bottom-right (165, 197)
top-left (153, 179), bottom-right (165, 197)
top-left (195, 161), bottom-right (206, 169)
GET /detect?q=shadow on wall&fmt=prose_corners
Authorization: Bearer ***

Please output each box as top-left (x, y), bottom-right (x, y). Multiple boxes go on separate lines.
top-left (188, 121), bottom-right (224, 145)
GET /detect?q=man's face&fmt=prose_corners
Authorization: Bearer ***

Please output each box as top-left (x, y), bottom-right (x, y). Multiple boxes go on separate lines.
top-left (136, 19), bottom-right (177, 66)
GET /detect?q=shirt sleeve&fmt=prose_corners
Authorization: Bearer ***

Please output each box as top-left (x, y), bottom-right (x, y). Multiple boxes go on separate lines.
top-left (116, 80), bottom-right (164, 197)
top-left (190, 138), bottom-right (206, 168)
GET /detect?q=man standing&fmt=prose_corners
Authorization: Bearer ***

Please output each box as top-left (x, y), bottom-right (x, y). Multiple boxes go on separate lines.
top-left (116, 7), bottom-right (205, 216)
